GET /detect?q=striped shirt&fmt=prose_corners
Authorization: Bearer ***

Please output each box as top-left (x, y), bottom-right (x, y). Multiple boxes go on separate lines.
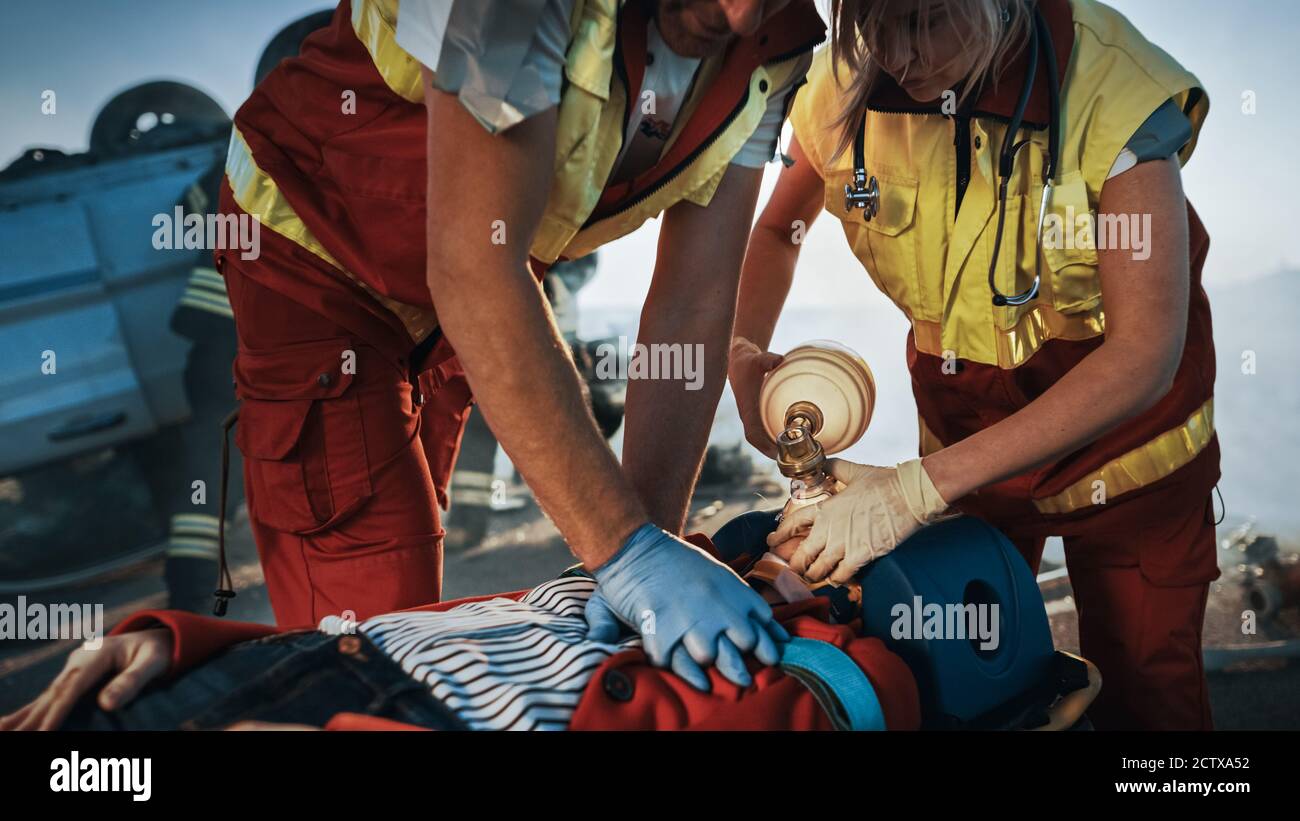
top-left (322, 576), bottom-right (640, 731)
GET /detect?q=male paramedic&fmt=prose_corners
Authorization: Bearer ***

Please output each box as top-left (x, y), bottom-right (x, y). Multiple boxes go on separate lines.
top-left (213, 0), bottom-right (824, 690)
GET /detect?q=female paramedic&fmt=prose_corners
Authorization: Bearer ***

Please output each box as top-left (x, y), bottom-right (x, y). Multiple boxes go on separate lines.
top-left (729, 0), bottom-right (1219, 730)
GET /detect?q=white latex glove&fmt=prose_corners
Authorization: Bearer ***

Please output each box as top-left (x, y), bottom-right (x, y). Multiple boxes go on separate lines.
top-left (767, 458), bottom-right (950, 584)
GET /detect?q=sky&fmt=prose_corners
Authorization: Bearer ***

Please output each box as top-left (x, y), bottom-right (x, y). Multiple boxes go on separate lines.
top-left (2, 0), bottom-right (1299, 307)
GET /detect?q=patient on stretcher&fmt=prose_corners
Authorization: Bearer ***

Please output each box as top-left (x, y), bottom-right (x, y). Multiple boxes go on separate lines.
top-left (743, 534), bottom-right (861, 617)
top-left (1, 533), bottom-right (918, 733)
top-left (717, 509), bottom-right (864, 624)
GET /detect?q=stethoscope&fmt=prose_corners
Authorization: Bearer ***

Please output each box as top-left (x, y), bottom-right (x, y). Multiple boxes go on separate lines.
top-left (846, 6), bottom-right (1061, 307)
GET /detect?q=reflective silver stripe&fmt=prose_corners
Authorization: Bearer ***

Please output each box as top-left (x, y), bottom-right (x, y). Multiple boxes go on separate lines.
top-left (170, 514), bottom-right (221, 536)
top-left (452, 489), bottom-right (495, 506)
top-left (451, 470), bottom-right (495, 489)
top-left (180, 290), bottom-right (234, 318)
top-left (165, 537), bottom-right (220, 560)
top-left (189, 267), bottom-right (228, 292)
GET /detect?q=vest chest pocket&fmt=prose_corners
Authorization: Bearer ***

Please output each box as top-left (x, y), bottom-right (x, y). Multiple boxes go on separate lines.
top-left (988, 171), bottom-right (1101, 330)
top-left (987, 191), bottom-right (1034, 330)
top-left (824, 168), bottom-right (921, 313)
top-left (1039, 172), bottom-right (1101, 314)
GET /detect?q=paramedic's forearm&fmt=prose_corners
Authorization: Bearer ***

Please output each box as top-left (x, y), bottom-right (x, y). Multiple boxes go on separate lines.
top-left (734, 222), bottom-right (798, 349)
top-left (923, 159), bottom-right (1190, 503)
top-left (922, 341), bottom-right (1178, 502)
top-left (734, 135), bottom-right (823, 349)
top-left (439, 265), bottom-right (644, 562)
top-left (424, 85), bottom-right (644, 566)
top-left (623, 299), bottom-right (733, 533)
top-left (622, 166), bottom-right (762, 532)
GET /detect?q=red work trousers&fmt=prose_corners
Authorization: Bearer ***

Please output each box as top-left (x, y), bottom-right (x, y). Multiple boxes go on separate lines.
top-left (220, 258), bottom-right (472, 627)
top-left (1005, 493), bottom-right (1218, 731)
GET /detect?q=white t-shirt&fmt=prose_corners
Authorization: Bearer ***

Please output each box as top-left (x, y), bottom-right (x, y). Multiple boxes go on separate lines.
top-left (395, 0), bottom-right (809, 176)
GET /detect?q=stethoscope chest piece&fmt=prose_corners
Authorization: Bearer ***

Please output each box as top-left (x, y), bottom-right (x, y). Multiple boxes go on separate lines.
top-left (844, 168), bottom-right (880, 221)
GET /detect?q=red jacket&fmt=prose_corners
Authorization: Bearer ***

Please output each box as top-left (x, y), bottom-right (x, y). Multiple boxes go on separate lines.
top-left (111, 558), bottom-right (920, 731)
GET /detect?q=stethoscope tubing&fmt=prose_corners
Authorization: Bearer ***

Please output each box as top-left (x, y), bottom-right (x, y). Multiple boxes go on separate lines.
top-left (847, 6), bottom-right (1062, 308)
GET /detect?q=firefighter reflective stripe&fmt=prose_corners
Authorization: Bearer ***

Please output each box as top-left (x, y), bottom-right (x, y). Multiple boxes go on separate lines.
top-left (780, 637), bottom-right (887, 731)
top-left (450, 470), bottom-right (495, 506)
top-left (178, 266), bottom-right (233, 318)
top-left (351, 0), bottom-right (423, 104)
top-left (224, 127), bottom-right (441, 343)
top-left (1033, 398), bottom-right (1215, 515)
top-left (166, 513), bottom-right (220, 560)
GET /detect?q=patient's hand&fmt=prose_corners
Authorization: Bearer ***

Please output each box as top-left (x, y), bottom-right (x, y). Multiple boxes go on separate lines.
top-left (0, 629), bottom-right (172, 731)
top-left (226, 721), bottom-right (320, 731)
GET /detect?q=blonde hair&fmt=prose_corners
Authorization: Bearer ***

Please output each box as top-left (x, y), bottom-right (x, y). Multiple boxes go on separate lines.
top-left (827, 0), bottom-right (1036, 159)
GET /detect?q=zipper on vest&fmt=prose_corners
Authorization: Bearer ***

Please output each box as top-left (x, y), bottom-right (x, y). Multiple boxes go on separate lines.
top-left (586, 35), bottom-right (824, 228)
top-left (625, 86), bottom-right (750, 212)
top-left (953, 114), bottom-right (971, 217)
top-left (580, 83), bottom-right (752, 229)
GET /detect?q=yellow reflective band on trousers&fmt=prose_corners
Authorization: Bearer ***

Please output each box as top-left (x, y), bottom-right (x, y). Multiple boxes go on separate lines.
top-left (917, 398), bottom-right (1215, 516)
top-left (1031, 398), bottom-right (1215, 515)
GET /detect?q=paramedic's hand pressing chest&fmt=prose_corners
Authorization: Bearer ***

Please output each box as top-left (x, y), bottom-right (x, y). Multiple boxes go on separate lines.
top-left (401, 0), bottom-right (799, 690)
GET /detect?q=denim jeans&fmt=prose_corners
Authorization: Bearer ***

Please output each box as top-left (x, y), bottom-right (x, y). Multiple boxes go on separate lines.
top-left (63, 631), bottom-right (467, 730)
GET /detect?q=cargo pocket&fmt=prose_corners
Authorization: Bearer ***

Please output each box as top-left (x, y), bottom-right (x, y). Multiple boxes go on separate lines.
top-left (234, 338), bottom-right (373, 535)
top-left (416, 352), bottom-right (474, 511)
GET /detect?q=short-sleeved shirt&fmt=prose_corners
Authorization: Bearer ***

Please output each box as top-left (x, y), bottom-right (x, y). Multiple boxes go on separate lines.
top-left (1106, 98), bottom-right (1193, 179)
top-left (395, 0), bottom-right (810, 176)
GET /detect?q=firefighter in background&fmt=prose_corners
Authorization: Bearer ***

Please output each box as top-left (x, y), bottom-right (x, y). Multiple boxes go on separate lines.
top-left (733, 0), bottom-right (1219, 728)
top-left (155, 164), bottom-right (244, 614)
top-left (153, 12), bottom-right (337, 613)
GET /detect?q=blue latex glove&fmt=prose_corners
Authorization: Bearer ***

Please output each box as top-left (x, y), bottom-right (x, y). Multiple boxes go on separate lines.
top-left (584, 523), bottom-right (789, 691)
